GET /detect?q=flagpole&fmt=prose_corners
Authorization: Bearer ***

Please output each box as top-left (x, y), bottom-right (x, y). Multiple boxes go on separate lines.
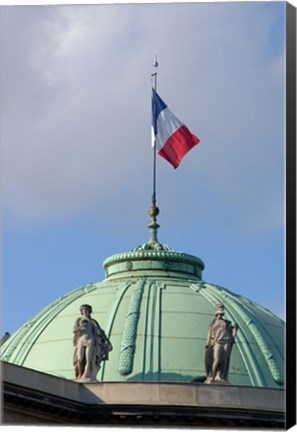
top-left (152, 53), bottom-right (158, 208)
top-left (148, 53), bottom-right (160, 245)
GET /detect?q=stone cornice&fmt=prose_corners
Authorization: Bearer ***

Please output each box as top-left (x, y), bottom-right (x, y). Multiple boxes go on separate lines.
top-left (2, 362), bottom-right (285, 427)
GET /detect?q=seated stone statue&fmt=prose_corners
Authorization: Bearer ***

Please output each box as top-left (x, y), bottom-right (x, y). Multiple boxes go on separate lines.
top-left (73, 304), bottom-right (112, 381)
top-left (204, 304), bottom-right (238, 384)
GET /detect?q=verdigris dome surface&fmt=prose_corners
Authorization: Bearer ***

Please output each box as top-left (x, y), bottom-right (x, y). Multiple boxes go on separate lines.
top-left (1, 236), bottom-right (284, 388)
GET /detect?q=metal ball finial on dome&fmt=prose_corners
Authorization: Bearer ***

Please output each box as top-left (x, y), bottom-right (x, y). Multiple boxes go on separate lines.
top-left (148, 204), bottom-right (160, 245)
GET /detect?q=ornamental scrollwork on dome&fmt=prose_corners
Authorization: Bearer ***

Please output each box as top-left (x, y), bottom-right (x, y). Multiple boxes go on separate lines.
top-left (133, 241), bottom-right (174, 252)
top-left (125, 261), bottom-right (133, 271)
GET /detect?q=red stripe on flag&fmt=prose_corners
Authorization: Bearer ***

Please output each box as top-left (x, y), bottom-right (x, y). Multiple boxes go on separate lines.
top-left (158, 125), bottom-right (200, 169)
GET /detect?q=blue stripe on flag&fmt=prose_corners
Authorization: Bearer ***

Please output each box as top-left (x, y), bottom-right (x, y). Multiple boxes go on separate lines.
top-left (152, 89), bottom-right (167, 136)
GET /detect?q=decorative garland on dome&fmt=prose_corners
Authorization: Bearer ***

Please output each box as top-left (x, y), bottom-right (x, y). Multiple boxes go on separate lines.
top-left (118, 279), bottom-right (146, 375)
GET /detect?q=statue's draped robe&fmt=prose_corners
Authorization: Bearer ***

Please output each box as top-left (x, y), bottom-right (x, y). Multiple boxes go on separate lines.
top-left (73, 316), bottom-right (112, 381)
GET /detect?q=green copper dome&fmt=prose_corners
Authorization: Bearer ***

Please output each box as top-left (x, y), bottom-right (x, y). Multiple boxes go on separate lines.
top-left (1, 232), bottom-right (284, 388)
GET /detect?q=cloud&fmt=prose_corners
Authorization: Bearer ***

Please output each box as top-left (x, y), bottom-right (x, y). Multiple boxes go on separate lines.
top-left (2, 4), bottom-right (285, 236)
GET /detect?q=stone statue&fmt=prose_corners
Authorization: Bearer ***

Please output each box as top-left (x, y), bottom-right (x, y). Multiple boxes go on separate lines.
top-left (73, 304), bottom-right (112, 381)
top-left (204, 304), bottom-right (238, 384)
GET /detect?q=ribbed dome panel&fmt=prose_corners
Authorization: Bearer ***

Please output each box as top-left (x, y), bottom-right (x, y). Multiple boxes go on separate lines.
top-left (1, 275), bottom-right (284, 388)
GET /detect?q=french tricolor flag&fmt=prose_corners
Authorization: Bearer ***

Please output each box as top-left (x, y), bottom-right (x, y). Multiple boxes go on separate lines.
top-left (151, 89), bottom-right (200, 169)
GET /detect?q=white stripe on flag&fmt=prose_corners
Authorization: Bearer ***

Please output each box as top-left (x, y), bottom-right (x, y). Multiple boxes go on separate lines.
top-left (155, 106), bottom-right (183, 151)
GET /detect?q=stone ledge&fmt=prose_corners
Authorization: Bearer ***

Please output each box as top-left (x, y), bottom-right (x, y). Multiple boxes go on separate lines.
top-left (2, 361), bottom-right (284, 411)
top-left (1, 362), bottom-right (285, 427)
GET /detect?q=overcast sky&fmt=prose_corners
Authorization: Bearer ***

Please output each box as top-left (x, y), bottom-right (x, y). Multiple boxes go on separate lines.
top-left (2, 2), bottom-right (286, 334)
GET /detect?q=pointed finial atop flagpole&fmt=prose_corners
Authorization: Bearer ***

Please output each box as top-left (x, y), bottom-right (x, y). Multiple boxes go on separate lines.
top-left (148, 52), bottom-right (160, 247)
top-left (153, 51), bottom-right (159, 69)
